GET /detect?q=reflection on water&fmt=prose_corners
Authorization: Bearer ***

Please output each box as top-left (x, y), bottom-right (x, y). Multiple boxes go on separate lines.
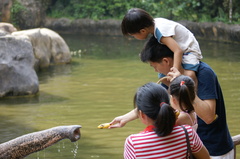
top-left (0, 35), bottom-right (240, 159)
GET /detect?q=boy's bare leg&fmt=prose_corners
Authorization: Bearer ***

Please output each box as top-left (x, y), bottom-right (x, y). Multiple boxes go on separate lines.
top-left (184, 70), bottom-right (198, 91)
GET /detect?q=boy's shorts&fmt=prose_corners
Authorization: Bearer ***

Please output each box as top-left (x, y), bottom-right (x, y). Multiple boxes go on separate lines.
top-left (182, 52), bottom-right (200, 72)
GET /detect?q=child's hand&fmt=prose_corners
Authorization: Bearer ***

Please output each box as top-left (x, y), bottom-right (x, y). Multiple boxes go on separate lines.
top-left (167, 67), bottom-right (181, 82)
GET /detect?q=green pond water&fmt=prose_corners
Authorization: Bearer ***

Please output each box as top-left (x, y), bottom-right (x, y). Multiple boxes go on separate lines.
top-left (0, 34), bottom-right (239, 159)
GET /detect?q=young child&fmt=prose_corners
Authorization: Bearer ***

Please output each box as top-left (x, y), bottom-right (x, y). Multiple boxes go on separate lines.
top-left (121, 8), bottom-right (202, 86)
top-left (169, 74), bottom-right (198, 130)
top-left (124, 82), bottom-right (210, 159)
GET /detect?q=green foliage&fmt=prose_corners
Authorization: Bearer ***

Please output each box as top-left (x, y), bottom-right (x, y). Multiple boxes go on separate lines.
top-left (46, 0), bottom-right (240, 23)
top-left (10, 0), bottom-right (26, 27)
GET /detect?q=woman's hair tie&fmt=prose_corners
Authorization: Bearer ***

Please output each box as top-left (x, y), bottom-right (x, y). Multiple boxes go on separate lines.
top-left (160, 102), bottom-right (166, 107)
top-left (180, 81), bottom-right (185, 86)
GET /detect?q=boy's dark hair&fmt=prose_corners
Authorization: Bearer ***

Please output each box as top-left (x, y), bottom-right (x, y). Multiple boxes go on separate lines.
top-left (134, 82), bottom-right (176, 137)
top-left (140, 36), bottom-right (174, 63)
top-left (121, 8), bottom-right (154, 35)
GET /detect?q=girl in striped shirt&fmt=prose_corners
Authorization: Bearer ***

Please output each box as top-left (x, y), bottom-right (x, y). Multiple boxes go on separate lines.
top-left (124, 82), bottom-right (210, 159)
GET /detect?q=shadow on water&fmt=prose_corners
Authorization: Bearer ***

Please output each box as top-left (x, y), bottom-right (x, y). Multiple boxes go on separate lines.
top-left (0, 92), bottom-right (68, 105)
top-left (37, 63), bottom-right (74, 84)
top-left (0, 115), bottom-right (36, 143)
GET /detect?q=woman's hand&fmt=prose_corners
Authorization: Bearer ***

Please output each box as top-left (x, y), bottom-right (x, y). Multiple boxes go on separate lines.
top-left (109, 115), bottom-right (127, 128)
top-left (109, 108), bottom-right (138, 129)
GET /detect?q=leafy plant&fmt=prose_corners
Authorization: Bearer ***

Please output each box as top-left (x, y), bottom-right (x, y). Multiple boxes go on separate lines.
top-left (46, 0), bottom-right (240, 23)
top-left (10, 0), bottom-right (26, 28)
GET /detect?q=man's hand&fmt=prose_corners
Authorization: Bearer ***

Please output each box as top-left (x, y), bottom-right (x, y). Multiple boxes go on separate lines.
top-left (167, 67), bottom-right (182, 82)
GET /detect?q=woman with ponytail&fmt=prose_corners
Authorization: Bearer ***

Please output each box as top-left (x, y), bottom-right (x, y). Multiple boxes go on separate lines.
top-left (169, 74), bottom-right (198, 130)
top-left (124, 82), bottom-right (210, 159)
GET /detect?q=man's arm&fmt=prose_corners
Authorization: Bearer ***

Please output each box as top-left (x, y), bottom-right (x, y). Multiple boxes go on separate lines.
top-left (193, 97), bottom-right (217, 124)
top-left (161, 37), bottom-right (184, 72)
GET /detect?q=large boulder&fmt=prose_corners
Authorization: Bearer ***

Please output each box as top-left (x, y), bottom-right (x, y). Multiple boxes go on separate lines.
top-left (0, 35), bottom-right (39, 97)
top-left (12, 28), bottom-right (71, 70)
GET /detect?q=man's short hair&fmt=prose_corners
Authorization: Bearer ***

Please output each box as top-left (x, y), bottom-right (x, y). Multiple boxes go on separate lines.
top-left (140, 36), bottom-right (174, 63)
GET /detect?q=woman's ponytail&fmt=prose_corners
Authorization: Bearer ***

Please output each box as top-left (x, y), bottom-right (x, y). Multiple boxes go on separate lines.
top-left (154, 103), bottom-right (176, 137)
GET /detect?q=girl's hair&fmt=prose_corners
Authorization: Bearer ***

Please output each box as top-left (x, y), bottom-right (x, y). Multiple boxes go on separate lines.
top-left (169, 75), bottom-right (195, 113)
top-left (121, 8), bottom-right (154, 35)
top-left (134, 82), bottom-right (176, 137)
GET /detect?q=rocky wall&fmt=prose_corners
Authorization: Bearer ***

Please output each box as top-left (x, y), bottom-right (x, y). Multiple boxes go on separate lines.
top-left (44, 18), bottom-right (240, 44)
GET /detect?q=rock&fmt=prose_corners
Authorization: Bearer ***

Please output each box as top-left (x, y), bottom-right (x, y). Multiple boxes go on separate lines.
top-left (0, 22), bottom-right (17, 34)
top-left (0, 30), bottom-right (8, 36)
top-left (12, 28), bottom-right (71, 70)
top-left (0, 35), bottom-right (39, 97)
